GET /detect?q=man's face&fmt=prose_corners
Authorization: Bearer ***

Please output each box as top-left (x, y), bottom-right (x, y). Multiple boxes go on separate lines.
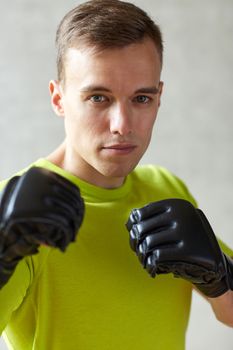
top-left (50, 38), bottom-right (163, 188)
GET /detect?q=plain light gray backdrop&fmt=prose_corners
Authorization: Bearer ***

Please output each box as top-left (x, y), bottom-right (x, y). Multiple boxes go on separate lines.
top-left (0, 0), bottom-right (232, 349)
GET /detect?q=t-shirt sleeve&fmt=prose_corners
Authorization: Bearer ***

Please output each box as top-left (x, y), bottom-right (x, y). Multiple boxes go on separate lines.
top-left (156, 166), bottom-right (199, 207)
top-left (0, 258), bottom-right (32, 334)
top-left (153, 166), bottom-right (233, 256)
top-left (170, 172), bottom-right (233, 256)
top-left (0, 178), bottom-right (34, 334)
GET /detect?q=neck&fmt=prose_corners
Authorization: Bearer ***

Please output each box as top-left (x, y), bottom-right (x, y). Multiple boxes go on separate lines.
top-left (46, 141), bottom-right (125, 189)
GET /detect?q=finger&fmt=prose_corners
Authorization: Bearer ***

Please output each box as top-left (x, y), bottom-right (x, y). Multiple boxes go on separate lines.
top-left (133, 213), bottom-right (172, 239)
top-left (129, 200), bottom-right (169, 223)
top-left (44, 195), bottom-right (83, 221)
top-left (126, 212), bottom-right (135, 231)
top-left (137, 228), bottom-right (177, 265)
top-left (17, 220), bottom-right (74, 251)
top-left (128, 212), bottom-right (171, 251)
top-left (139, 228), bottom-right (178, 254)
top-left (145, 251), bottom-right (179, 278)
top-left (51, 177), bottom-right (83, 206)
top-left (145, 253), bottom-right (158, 277)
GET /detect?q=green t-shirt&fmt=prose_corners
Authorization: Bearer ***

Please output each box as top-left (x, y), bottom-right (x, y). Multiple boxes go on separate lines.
top-left (0, 159), bottom-right (232, 350)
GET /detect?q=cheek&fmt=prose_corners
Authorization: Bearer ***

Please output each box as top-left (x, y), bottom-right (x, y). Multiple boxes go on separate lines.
top-left (137, 111), bottom-right (157, 134)
top-left (64, 114), bottom-right (104, 147)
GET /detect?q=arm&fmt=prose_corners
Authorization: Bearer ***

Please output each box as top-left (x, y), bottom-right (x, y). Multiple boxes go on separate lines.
top-left (126, 198), bottom-right (233, 327)
top-left (0, 166), bottom-right (84, 289)
top-left (193, 277), bottom-right (233, 326)
top-left (207, 278), bottom-right (233, 327)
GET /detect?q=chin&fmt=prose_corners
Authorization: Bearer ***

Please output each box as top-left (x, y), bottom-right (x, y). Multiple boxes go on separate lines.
top-left (100, 162), bottom-right (138, 178)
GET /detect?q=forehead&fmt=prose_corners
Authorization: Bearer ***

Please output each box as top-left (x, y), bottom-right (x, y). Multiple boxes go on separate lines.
top-left (63, 38), bottom-right (162, 87)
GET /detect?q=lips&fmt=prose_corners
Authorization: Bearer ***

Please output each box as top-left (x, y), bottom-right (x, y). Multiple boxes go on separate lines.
top-left (102, 143), bottom-right (137, 155)
top-left (104, 143), bottom-right (136, 149)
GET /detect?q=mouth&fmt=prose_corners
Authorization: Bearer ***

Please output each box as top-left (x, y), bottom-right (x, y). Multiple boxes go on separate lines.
top-left (101, 143), bottom-right (137, 155)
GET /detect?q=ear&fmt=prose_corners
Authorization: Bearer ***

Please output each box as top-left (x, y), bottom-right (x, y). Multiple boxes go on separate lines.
top-left (157, 81), bottom-right (164, 107)
top-left (49, 80), bottom-right (65, 117)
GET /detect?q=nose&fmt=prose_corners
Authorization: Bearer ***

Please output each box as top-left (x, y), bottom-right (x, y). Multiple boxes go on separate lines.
top-left (109, 103), bottom-right (133, 136)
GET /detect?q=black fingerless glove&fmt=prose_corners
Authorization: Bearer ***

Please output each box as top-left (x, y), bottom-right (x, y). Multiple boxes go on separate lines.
top-left (126, 198), bottom-right (233, 298)
top-left (0, 167), bottom-right (85, 289)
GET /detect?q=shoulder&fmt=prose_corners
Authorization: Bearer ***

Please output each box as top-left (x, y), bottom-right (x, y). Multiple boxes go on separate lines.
top-left (0, 159), bottom-right (56, 191)
top-left (131, 164), bottom-right (187, 191)
top-left (131, 164), bottom-right (178, 184)
top-left (129, 164), bottom-right (197, 206)
top-left (0, 162), bottom-right (36, 191)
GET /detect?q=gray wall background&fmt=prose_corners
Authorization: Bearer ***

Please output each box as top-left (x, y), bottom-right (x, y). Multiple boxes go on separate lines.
top-left (0, 0), bottom-right (232, 349)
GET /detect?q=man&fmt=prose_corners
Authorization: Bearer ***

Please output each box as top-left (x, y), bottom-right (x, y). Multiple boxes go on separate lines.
top-left (0, 0), bottom-right (233, 349)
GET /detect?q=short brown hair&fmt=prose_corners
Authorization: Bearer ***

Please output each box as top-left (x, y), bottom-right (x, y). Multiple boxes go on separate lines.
top-left (55, 0), bottom-right (163, 82)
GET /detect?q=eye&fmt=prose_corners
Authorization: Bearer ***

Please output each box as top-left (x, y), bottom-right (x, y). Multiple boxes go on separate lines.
top-left (90, 95), bottom-right (108, 103)
top-left (134, 95), bottom-right (151, 104)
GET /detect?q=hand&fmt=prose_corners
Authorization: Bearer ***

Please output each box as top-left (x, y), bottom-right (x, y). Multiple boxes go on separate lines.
top-left (126, 198), bottom-right (233, 298)
top-left (0, 167), bottom-right (84, 288)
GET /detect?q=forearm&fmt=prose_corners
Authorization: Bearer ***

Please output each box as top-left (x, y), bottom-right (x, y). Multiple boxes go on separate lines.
top-left (201, 254), bottom-right (233, 327)
top-left (208, 289), bottom-right (233, 327)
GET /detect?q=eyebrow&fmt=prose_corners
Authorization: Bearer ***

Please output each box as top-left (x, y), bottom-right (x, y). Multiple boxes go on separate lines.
top-left (80, 85), bottom-right (159, 94)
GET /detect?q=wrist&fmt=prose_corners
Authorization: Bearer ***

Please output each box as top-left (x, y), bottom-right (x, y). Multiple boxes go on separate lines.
top-left (224, 254), bottom-right (233, 290)
top-left (195, 254), bottom-right (233, 298)
top-left (208, 289), bottom-right (233, 327)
